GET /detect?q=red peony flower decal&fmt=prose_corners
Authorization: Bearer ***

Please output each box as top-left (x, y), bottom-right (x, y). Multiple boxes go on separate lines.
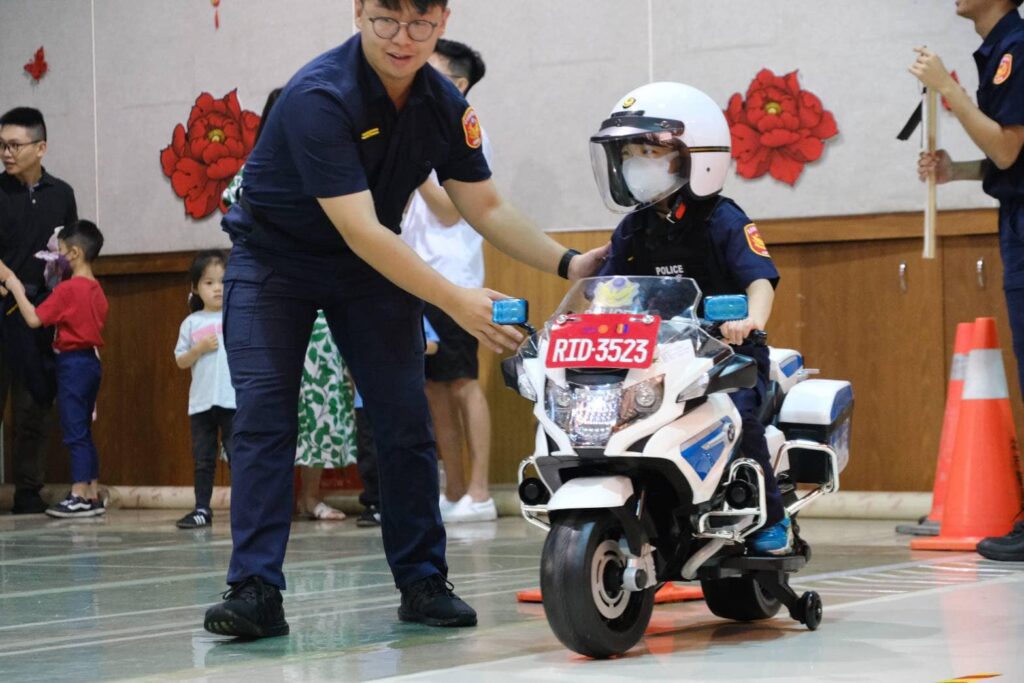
top-left (24, 47), bottom-right (47, 82)
top-left (160, 90), bottom-right (259, 219)
top-left (725, 69), bottom-right (838, 186)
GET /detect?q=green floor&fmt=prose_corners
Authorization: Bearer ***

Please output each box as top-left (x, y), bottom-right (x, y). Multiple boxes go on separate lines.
top-left (1, 511), bottom-right (1021, 682)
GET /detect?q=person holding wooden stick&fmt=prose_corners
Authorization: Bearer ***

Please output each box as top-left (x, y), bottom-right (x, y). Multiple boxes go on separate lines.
top-left (911, 0), bottom-right (1024, 562)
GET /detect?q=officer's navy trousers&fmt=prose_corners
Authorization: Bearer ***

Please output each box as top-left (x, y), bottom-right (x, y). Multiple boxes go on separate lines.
top-left (1000, 199), bottom-right (1024, 399)
top-left (223, 244), bottom-right (446, 590)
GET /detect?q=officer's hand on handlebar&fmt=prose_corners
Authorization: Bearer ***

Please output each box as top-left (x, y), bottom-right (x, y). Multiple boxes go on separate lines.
top-left (447, 287), bottom-right (524, 354)
top-left (720, 318), bottom-right (764, 346)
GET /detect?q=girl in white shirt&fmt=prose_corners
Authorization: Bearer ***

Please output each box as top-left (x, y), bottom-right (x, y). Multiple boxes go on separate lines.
top-left (173, 250), bottom-right (234, 529)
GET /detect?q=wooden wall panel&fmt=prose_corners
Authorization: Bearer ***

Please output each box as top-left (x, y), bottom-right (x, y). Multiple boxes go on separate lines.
top-left (942, 235), bottom-right (1024, 432)
top-left (2, 267), bottom-right (231, 489)
top-left (4, 208), bottom-right (1010, 493)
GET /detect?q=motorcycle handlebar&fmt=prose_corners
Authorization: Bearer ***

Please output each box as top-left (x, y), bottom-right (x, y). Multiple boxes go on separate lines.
top-left (701, 321), bottom-right (768, 347)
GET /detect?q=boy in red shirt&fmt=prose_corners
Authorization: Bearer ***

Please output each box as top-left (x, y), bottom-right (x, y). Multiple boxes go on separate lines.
top-left (0, 220), bottom-right (108, 517)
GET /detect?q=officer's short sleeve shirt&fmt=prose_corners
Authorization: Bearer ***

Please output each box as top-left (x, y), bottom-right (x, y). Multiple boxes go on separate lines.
top-left (709, 199), bottom-right (779, 291)
top-left (222, 34), bottom-right (491, 276)
top-left (597, 199), bottom-right (779, 292)
top-left (974, 10), bottom-right (1024, 201)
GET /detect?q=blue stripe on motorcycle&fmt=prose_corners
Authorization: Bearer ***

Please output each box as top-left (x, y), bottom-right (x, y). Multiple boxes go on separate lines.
top-left (680, 421), bottom-right (729, 480)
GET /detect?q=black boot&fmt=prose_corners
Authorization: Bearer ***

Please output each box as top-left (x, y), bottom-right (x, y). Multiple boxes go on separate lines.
top-left (12, 489), bottom-right (48, 515)
top-left (398, 574), bottom-right (477, 627)
top-left (204, 576), bottom-right (289, 638)
top-left (977, 521), bottom-right (1024, 562)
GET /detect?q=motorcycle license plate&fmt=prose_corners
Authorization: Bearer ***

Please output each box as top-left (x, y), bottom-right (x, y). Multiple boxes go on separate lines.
top-left (546, 313), bottom-right (660, 369)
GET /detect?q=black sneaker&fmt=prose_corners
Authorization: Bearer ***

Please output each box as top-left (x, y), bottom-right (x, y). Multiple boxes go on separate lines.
top-left (204, 576), bottom-right (289, 638)
top-left (356, 505), bottom-right (381, 527)
top-left (176, 509), bottom-right (212, 529)
top-left (398, 574), bottom-right (477, 627)
top-left (12, 490), bottom-right (49, 515)
top-left (46, 495), bottom-right (103, 518)
top-left (977, 521), bottom-right (1024, 562)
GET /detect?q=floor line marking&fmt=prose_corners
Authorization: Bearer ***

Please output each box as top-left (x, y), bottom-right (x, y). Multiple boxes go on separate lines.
top-left (0, 565), bottom-right (538, 632)
top-left (369, 573), bottom-right (1024, 682)
top-left (0, 582), bottom-right (541, 658)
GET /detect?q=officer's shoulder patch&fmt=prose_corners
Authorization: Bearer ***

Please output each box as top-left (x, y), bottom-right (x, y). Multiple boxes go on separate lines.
top-left (462, 107), bottom-right (482, 149)
top-left (994, 53), bottom-right (1013, 85)
top-left (744, 223), bottom-right (770, 257)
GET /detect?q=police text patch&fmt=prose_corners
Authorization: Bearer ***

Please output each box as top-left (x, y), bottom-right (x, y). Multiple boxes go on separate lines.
top-left (744, 223), bottom-right (770, 257)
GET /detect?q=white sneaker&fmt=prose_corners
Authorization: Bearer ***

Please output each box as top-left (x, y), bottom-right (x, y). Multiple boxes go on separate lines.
top-left (444, 495), bottom-right (498, 523)
top-left (439, 494), bottom-right (459, 519)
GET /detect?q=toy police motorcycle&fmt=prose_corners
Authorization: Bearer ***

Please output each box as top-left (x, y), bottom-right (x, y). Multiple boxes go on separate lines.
top-left (496, 275), bottom-right (853, 658)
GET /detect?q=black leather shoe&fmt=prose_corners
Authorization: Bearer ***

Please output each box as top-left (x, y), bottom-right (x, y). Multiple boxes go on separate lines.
top-left (977, 521), bottom-right (1024, 562)
top-left (204, 577), bottom-right (290, 638)
top-left (356, 505), bottom-right (381, 527)
top-left (398, 574), bottom-right (477, 627)
top-left (12, 490), bottom-right (48, 515)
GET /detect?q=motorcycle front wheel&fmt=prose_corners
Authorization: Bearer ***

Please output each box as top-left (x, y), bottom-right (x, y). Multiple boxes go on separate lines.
top-left (540, 510), bottom-right (656, 658)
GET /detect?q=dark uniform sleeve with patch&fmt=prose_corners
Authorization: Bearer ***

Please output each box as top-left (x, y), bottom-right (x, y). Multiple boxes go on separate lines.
top-left (711, 202), bottom-right (780, 290)
top-left (433, 89), bottom-right (491, 185)
top-left (982, 39), bottom-right (1024, 127)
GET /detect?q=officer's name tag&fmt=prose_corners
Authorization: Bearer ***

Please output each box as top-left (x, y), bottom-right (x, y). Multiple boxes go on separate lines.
top-left (546, 314), bottom-right (659, 369)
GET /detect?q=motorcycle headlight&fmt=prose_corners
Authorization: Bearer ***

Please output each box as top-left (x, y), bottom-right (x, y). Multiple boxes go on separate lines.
top-left (569, 384), bottom-right (622, 446)
top-left (545, 380), bottom-right (573, 431)
top-left (544, 376), bottom-right (665, 447)
top-left (617, 375), bottom-right (665, 431)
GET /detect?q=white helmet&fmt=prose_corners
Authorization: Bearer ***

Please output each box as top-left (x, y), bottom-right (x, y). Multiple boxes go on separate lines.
top-left (590, 82), bottom-right (731, 213)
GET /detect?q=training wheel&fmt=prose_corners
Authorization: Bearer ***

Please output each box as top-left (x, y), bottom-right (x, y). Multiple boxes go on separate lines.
top-left (798, 591), bottom-right (822, 630)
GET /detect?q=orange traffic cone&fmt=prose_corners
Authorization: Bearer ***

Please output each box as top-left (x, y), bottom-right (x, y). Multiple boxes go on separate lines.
top-left (912, 317), bottom-right (1023, 551)
top-left (897, 322), bottom-right (973, 536)
top-left (516, 582), bottom-right (703, 604)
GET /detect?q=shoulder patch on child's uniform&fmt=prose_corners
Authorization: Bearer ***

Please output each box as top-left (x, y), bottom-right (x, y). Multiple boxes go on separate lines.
top-left (994, 53), bottom-right (1013, 85)
top-left (744, 223), bottom-right (770, 257)
top-left (462, 107), bottom-right (482, 149)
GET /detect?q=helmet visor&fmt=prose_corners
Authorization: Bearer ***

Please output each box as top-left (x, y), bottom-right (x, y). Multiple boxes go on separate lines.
top-left (589, 130), bottom-right (689, 214)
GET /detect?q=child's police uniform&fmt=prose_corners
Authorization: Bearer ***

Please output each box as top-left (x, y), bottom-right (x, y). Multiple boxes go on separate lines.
top-left (974, 9), bottom-right (1024, 398)
top-left (598, 196), bottom-right (786, 526)
top-left (220, 34), bottom-right (490, 591)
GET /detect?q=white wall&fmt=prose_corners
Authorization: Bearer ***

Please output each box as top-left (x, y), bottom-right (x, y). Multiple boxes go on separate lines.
top-left (0, 0), bottom-right (1000, 255)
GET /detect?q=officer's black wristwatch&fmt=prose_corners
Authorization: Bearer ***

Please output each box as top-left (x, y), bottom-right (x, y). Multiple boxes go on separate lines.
top-left (558, 249), bottom-right (581, 280)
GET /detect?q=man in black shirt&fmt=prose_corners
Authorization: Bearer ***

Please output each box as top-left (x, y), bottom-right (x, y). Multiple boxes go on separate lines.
top-left (0, 107), bottom-right (78, 514)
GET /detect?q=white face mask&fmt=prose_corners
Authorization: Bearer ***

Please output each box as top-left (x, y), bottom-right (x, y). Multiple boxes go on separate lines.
top-left (622, 152), bottom-right (680, 204)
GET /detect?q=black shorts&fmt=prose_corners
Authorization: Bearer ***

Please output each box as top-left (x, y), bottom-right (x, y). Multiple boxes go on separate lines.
top-left (423, 303), bottom-right (479, 382)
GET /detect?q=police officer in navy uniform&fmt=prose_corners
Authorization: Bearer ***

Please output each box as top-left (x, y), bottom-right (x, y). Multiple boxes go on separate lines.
top-left (591, 82), bottom-right (792, 555)
top-left (203, 0), bottom-right (608, 638)
top-left (912, 0), bottom-right (1024, 562)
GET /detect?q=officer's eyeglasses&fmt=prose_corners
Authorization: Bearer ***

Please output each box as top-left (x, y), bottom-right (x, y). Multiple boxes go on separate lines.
top-left (367, 16), bottom-right (439, 42)
top-left (0, 139), bottom-right (42, 155)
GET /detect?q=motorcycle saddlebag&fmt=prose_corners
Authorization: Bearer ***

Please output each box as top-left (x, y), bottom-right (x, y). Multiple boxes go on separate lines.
top-left (778, 379), bottom-right (853, 477)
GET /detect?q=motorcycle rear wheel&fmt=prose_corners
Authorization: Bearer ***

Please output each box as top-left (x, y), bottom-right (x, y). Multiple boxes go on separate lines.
top-left (540, 511), bottom-right (656, 658)
top-left (700, 575), bottom-right (782, 621)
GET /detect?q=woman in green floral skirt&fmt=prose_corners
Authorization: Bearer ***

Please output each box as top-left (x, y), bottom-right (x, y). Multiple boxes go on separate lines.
top-left (295, 310), bottom-right (358, 520)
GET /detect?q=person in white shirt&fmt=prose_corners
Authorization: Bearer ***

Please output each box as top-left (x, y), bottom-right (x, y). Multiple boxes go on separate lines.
top-left (402, 39), bottom-right (496, 523)
top-left (174, 250), bottom-right (235, 528)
